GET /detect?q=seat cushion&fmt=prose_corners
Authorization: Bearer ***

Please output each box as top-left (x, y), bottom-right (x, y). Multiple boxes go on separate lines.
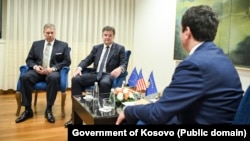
top-left (34, 82), bottom-right (47, 90)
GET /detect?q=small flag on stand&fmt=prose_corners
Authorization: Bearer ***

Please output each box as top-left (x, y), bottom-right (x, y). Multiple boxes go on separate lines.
top-left (136, 69), bottom-right (147, 92)
top-left (128, 67), bottom-right (139, 87)
top-left (146, 71), bottom-right (158, 96)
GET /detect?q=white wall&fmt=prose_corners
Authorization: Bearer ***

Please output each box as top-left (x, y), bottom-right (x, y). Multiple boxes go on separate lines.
top-left (0, 40), bottom-right (5, 83)
top-left (133, 0), bottom-right (250, 92)
top-left (133, 0), bottom-right (177, 92)
top-left (237, 68), bottom-right (250, 91)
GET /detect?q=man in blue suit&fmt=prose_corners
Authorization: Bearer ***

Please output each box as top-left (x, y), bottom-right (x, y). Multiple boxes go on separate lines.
top-left (64, 26), bottom-right (127, 127)
top-left (15, 23), bottom-right (71, 123)
top-left (116, 5), bottom-right (244, 125)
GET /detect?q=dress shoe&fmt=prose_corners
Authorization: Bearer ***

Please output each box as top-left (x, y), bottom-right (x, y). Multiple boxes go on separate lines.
top-left (64, 119), bottom-right (72, 128)
top-left (45, 111), bottom-right (55, 123)
top-left (15, 110), bottom-right (33, 123)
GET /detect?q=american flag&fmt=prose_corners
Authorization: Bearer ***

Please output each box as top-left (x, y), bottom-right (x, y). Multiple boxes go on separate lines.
top-left (136, 69), bottom-right (147, 92)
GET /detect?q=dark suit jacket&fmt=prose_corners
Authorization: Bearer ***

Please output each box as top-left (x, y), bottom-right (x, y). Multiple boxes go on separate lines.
top-left (78, 42), bottom-right (127, 73)
top-left (26, 39), bottom-right (71, 70)
top-left (125, 42), bottom-right (243, 124)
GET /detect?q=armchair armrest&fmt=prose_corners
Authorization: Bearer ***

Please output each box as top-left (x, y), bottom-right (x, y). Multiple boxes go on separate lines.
top-left (16, 65), bottom-right (30, 91)
top-left (112, 71), bottom-right (128, 88)
top-left (112, 50), bottom-right (130, 87)
top-left (60, 66), bottom-right (70, 92)
top-left (20, 65), bottom-right (29, 75)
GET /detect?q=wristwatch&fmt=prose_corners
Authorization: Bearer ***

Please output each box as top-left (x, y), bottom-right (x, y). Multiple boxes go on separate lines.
top-left (52, 67), bottom-right (57, 72)
top-left (120, 66), bottom-right (125, 73)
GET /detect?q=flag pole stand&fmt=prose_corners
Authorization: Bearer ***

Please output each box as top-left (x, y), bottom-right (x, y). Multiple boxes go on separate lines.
top-left (140, 93), bottom-right (145, 99)
top-left (139, 90), bottom-right (146, 99)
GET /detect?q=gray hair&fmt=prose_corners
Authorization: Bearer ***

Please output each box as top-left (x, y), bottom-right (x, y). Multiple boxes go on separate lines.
top-left (43, 23), bottom-right (56, 31)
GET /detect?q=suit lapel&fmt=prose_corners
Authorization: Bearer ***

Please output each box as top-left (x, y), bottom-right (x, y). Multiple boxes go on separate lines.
top-left (51, 40), bottom-right (57, 57)
top-left (96, 45), bottom-right (104, 62)
top-left (39, 40), bottom-right (46, 60)
top-left (107, 43), bottom-right (116, 63)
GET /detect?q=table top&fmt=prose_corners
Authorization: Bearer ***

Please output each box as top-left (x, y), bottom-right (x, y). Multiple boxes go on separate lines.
top-left (73, 92), bottom-right (159, 117)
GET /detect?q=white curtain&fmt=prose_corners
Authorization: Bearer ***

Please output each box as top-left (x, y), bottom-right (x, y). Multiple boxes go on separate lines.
top-left (1, 0), bottom-right (135, 90)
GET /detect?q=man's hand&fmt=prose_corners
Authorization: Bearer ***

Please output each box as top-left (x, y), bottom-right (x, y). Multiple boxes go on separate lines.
top-left (42, 67), bottom-right (53, 75)
top-left (73, 68), bottom-right (82, 78)
top-left (34, 66), bottom-right (53, 75)
top-left (34, 66), bottom-right (45, 75)
top-left (116, 111), bottom-right (126, 125)
top-left (110, 67), bottom-right (122, 78)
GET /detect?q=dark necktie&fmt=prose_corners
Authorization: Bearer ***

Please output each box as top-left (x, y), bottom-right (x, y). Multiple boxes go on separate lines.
top-left (42, 43), bottom-right (51, 68)
top-left (97, 46), bottom-right (110, 80)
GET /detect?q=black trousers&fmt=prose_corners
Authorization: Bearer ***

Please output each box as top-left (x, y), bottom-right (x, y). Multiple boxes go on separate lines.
top-left (20, 70), bottom-right (60, 107)
top-left (71, 72), bottom-right (113, 96)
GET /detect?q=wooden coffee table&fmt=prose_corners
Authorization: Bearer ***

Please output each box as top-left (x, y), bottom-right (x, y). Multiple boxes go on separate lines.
top-left (72, 95), bottom-right (118, 125)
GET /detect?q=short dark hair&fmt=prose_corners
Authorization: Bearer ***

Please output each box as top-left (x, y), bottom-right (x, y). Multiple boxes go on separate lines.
top-left (102, 26), bottom-right (115, 35)
top-left (181, 5), bottom-right (219, 41)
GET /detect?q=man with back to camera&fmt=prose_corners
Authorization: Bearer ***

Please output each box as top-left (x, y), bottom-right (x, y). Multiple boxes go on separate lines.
top-left (116, 5), bottom-right (243, 125)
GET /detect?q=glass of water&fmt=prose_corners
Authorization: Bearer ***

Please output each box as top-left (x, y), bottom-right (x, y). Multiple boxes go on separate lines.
top-left (102, 98), bottom-right (113, 112)
top-left (99, 98), bottom-right (115, 117)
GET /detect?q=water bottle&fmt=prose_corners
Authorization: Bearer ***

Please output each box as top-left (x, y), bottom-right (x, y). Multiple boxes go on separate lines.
top-left (92, 82), bottom-right (100, 115)
top-left (110, 88), bottom-right (116, 108)
top-left (110, 88), bottom-right (116, 115)
top-left (122, 80), bottom-right (126, 88)
top-left (93, 82), bottom-right (99, 99)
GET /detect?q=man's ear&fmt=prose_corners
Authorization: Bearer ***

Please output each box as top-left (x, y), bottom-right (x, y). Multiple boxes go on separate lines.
top-left (184, 26), bottom-right (192, 39)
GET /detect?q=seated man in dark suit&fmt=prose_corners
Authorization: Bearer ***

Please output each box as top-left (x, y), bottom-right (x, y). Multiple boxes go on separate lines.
top-left (64, 25), bottom-right (127, 127)
top-left (15, 23), bottom-right (71, 123)
top-left (116, 5), bottom-right (244, 125)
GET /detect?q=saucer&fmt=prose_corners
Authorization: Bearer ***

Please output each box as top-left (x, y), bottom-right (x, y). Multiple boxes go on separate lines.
top-left (84, 95), bottom-right (93, 101)
top-left (99, 107), bottom-right (112, 113)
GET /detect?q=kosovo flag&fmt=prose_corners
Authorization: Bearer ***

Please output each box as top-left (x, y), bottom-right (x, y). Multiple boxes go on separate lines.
top-left (128, 67), bottom-right (139, 87)
top-left (146, 71), bottom-right (158, 96)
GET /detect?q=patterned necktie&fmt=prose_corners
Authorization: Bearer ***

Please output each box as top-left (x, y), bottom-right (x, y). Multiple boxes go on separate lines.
top-left (96, 46), bottom-right (110, 80)
top-left (42, 43), bottom-right (51, 68)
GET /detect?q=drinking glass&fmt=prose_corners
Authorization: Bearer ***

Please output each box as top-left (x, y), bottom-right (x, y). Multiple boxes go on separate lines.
top-left (100, 98), bottom-right (115, 117)
top-left (102, 98), bottom-right (113, 112)
top-left (84, 89), bottom-right (93, 101)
